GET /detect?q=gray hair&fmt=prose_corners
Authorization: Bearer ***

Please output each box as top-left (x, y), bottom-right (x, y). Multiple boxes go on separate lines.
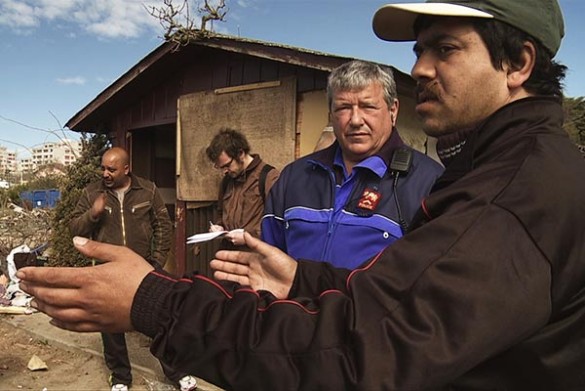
top-left (327, 60), bottom-right (397, 109)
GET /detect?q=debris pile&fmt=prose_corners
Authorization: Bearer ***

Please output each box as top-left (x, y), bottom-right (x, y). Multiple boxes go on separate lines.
top-left (0, 204), bottom-right (52, 259)
top-left (0, 205), bottom-right (51, 314)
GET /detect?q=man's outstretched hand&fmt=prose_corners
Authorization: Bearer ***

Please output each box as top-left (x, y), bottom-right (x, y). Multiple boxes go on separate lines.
top-left (17, 237), bottom-right (154, 333)
top-left (210, 232), bottom-right (298, 299)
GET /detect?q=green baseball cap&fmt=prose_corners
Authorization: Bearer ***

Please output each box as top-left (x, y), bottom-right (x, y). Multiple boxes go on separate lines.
top-left (372, 0), bottom-right (564, 56)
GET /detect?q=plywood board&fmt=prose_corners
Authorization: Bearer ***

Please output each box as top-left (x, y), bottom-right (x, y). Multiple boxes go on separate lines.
top-left (177, 77), bottom-right (296, 201)
top-left (297, 90), bottom-right (329, 157)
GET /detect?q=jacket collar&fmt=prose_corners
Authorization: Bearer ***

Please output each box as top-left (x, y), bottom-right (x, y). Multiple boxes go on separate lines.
top-left (233, 154), bottom-right (261, 183)
top-left (99, 172), bottom-right (144, 192)
top-left (431, 96), bottom-right (563, 193)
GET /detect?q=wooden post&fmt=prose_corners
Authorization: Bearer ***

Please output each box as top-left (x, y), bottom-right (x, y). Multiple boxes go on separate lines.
top-left (175, 200), bottom-right (187, 276)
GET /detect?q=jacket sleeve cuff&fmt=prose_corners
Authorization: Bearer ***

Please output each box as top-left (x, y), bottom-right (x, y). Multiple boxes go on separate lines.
top-left (288, 260), bottom-right (351, 298)
top-left (130, 271), bottom-right (174, 338)
top-left (287, 263), bottom-right (302, 298)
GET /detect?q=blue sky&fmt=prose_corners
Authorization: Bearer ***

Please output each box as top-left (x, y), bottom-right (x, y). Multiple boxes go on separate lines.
top-left (1, 0), bottom-right (583, 158)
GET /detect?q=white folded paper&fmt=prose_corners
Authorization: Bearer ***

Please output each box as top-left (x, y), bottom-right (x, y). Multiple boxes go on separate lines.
top-left (186, 228), bottom-right (244, 244)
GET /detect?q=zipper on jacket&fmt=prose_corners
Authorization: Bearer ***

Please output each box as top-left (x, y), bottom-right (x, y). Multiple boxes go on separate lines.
top-left (119, 201), bottom-right (127, 247)
top-left (321, 169), bottom-right (339, 261)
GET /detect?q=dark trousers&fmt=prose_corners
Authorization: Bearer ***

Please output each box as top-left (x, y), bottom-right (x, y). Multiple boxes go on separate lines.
top-left (101, 332), bottom-right (132, 385)
top-left (161, 360), bottom-right (185, 383)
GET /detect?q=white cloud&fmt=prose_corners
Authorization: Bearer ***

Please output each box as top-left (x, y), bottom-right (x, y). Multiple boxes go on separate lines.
top-left (56, 76), bottom-right (86, 85)
top-left (0, 0), bottom-right (245, 39)
top-left (0, 0), bottom-right (162, 39)
top-left (72, 0), bottom-right (161, 39)
top-left (0, 0), bottom-right (39, 29)
top-left (35, 0), bottom-right (82, 20)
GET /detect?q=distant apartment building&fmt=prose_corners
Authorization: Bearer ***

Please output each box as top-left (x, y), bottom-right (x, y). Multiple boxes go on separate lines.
top-left (20, 139), bottom-right (83, 173)
top-left (19, 158), bottom-right (35, 173)
top-left (0, 146), bottom-right (17, 175)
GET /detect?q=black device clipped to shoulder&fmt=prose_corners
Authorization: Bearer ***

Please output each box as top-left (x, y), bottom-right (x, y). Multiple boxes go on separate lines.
top-left (390, 147), bottom-right (413, 174)
top-left (390, 147), bottom-right (413, 235)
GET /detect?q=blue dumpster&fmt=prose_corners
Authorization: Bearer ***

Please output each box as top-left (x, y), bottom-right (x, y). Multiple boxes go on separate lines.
top-left (20, 189), bottom-right (61, 208)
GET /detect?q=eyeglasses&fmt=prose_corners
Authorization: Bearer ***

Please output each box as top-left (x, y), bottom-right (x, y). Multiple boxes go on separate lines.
top-left (214, 157), bottom-right (234, 170)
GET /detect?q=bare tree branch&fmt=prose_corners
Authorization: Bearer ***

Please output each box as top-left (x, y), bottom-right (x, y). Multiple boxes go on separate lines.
top-left (0, 114), bottom-right (77, 156)
top-left (146, 0), bottom-right (229, 51)
top-left (199, 0), bottom-right (227, 32)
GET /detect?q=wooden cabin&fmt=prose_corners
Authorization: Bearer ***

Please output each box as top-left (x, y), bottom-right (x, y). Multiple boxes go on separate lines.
top-left (66, 33), bottom-right (435, 276)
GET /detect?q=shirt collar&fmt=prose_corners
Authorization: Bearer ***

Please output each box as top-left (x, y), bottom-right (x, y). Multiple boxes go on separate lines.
top-left (333, 145), bottom-right (389, 179)
top-left (310, 127), bottom-right (404, 178)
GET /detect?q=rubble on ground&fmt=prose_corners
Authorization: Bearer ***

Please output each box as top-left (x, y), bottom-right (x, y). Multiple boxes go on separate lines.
top-left (0, 205), bottom-right (51, 313)
top-left (27, 354), bottom-right (48, 371)
top-left (0, 205), bottom-right (52, 261)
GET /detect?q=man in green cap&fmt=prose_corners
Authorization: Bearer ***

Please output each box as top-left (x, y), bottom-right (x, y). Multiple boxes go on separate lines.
top-left (17, 0), bottom-right (585, 389)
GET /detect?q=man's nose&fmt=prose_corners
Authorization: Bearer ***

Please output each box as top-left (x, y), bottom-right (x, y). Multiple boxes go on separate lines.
top-left (411, 54), bottom-right (435, 82)
top-left (349, 107), bottom-right (364, 127)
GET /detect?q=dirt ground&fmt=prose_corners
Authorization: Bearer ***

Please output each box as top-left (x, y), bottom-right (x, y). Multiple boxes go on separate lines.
top-left (0, 321), bottom-right (164, 391)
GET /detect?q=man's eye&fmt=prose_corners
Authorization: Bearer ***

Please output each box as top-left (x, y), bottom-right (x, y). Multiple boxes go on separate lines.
top-left (437, 45), bottom-right (455, 55)
top-left (412, 44), bottom-right (423, 59)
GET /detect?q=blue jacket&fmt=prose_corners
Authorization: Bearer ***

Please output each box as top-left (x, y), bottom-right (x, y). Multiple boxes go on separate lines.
top-left (261, 130), bottom-right (443, 269)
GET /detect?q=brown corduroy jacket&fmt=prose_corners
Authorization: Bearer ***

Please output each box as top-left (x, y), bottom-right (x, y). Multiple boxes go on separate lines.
top-left (216, 154), bottom-right (279, 240)
top-left (70, 173), bottom-right (172, 267)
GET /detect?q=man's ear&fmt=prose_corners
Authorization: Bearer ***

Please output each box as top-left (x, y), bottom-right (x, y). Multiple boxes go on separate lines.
top-left (390, 98), bottom-right (399, 126)
top-left (124, 165), bottom-right (129, 175)
top-left (507, 41), bottom-right (536, 90)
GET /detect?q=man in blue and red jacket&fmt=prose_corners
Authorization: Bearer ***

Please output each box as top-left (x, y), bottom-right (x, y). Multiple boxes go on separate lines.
top-left (261, 60), bottom-right (443, 269)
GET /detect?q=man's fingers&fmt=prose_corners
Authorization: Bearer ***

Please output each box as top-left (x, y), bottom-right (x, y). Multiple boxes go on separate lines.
top-left (214, 249), bottom-right (252, 265)
top-left (73, 237), bottom-right (135, 263)
top-left (17, 266), bottom-right (83, 288)
top-left (31, 300), bottom-right (91, 322)
top-left (210, 259), bottom-right (251, 275)
top-left (30, 298), bottom-right (131, 333)
top-left (49, 317), bottom-right (124, 333)
top-left (209, 224), bottom-right (224, 232)
top-left (49, 318), bottom-right (102, 333)
top-left (213, 270), bottom-right (251, 286)
top-left (30, 297), bottom-right (116, 332)
top-left (22, 284), bottom-right (82, 307)
top-left (242, 232), bottom-right (282, 257)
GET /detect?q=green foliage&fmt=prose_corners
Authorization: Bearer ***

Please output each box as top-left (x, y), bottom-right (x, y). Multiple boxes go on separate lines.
top-left (563, 96), bottom-right (585, 146)
top-left (48, 133), bottom-right (110, 267)
top-left (29, 170), bottom-right (66, 190)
